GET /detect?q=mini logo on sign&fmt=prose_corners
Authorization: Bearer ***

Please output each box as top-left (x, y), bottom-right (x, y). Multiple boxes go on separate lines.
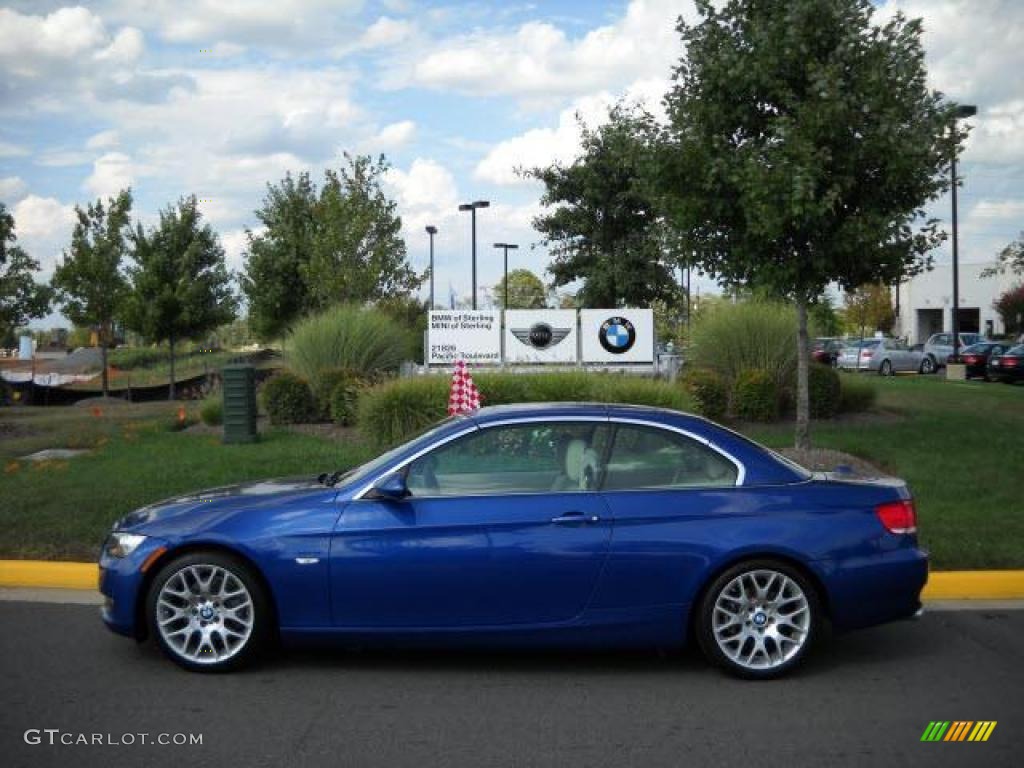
top-left (511, 323), bottom-right (571, 350)
top-left (599, 317), bottom-right (636, 354)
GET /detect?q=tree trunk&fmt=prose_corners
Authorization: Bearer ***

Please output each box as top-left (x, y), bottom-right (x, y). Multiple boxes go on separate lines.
top-left (795, 298), bottom-right (811, 450)
top-left (100, 332), bottom-right (109, 398)
top-left (168, 334), bottom-right (176, 401)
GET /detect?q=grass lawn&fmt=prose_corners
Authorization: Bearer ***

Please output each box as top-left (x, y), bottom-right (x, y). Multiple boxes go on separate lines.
top-left (744, 375), bottom-right (1024, 570)
top-left (0, 375), bottom-right (1021, 568)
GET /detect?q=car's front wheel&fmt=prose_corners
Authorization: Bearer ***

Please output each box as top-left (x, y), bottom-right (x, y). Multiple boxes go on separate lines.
top-left (920, 357), bottom-right (935, 375)
top-left (146, 551), bottom-right (272, 672)
top-left (879, 359), bottom-right (893, 376)
top-left (696, 560), bottom-right (821, 679)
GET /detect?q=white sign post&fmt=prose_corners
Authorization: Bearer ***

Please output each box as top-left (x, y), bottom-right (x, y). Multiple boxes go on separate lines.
top-left (579, 309), bottom-right (655, 364)
top-left (503, 310), bottom-right (579, 364)
top-left (427, 310), bottom-right (501, 365)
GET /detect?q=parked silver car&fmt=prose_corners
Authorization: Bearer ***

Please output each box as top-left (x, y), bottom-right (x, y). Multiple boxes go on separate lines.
top-left (922, 332), bottom-right (983, 372)
top-left (837, 338), bottom-right (926, 375)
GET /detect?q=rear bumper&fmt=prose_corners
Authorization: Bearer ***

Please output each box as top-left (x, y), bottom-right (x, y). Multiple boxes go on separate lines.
top-left (815, 545), bottom-right (929, 631)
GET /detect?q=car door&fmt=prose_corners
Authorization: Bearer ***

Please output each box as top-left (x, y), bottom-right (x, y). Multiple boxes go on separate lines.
top-left (329, 421), bottom-right (613, 628)
top-left (888, 339), bottom-right (911, 371)
top-left (592, 422), bottom-right (744, 611)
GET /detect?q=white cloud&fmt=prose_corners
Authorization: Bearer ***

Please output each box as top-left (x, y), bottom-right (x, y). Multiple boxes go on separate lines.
top-left (475, 79), bottom-right (667, 186)
top-left (11, 195), bottom-right (76, 274)
top-left (219, 227), bottom-right (255, 273)
top-left (95, 27), bottom-right (145, 63)
top-left (0, 7), bottom-right (107, 68)
top-left (0, 176), bottom-right (27, 202)
top-left (86, 130), bottom-right (120, 150)
top-left (372, 120), bottom-right (417, 149)
top-left (405, 0), bottom-right (694, 104)
top-left (84, 153), bottom-right (137, 198)
top-left (0, 141), bottom-right (29, 158)
top-left (386, 158), bottom-right (459, 218)
top-left (360, 17), bottom-right (415, 49)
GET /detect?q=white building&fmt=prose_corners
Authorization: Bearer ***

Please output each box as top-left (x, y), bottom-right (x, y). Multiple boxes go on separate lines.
top-left (894, 261), bottom-right (1019, 344)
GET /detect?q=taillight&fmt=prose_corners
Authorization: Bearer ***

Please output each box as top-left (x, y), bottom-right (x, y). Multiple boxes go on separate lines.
top-left (876, 500), bottom-right (917, 534)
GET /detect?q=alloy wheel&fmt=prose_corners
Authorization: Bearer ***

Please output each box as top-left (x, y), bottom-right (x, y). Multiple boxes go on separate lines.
top-left (711, 569), bottom-right (811, 672)
top-left (155, 563), bottom-right (255, 665)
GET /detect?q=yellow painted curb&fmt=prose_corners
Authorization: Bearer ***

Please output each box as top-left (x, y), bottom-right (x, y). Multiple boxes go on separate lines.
top-left (0, 560), bottom-right (97, 590)
top-left (1, 561), bottom-right (1023, 599)
top-left (922, 571), bottom-right (1024, 600)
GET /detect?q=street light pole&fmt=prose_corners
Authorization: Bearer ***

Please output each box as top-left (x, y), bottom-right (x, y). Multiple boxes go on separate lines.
top-left (951, 104), bottom-right (976, 360)
top-left (425, 225), bottom-right (437, 310)
top-left (493, 243), bottom-right (519, 308)
top-left (458, 200), bottom-right (490, 309)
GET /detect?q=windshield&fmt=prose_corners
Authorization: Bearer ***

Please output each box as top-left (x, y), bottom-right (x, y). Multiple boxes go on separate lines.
top-left (1007, 345), bottom-right (1024, 356)
top-left (333, 416), bottom-right (466, 488)
top-left (845, 339), bottom-right (880, 350)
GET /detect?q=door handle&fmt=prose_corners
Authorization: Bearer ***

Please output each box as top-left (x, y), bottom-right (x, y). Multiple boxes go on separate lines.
top-left (551, 511), bottom-right (600, 525)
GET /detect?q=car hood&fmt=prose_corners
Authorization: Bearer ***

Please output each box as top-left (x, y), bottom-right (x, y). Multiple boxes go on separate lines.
top-left (114, 475), bottom-right (339, 534)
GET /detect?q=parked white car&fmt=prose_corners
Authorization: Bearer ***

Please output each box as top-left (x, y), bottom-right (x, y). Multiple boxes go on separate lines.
top-left (837, 339), bottom-right (927, 375)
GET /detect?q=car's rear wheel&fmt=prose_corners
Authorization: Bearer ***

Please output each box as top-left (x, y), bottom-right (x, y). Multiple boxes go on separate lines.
top-left (696, 560), bottom-right (820, 679)
top-left (146, 551), bottom-right (271, 672)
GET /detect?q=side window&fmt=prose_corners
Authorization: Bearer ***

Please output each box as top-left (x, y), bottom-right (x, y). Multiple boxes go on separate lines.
top-left (602, 425), bottom-right (738, 491)
top-left (406, 422), bottom-right (611, 497)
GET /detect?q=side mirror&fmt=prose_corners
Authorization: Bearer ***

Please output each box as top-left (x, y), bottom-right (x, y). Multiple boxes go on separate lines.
top-left (369, 472), bottom-right (409, 500)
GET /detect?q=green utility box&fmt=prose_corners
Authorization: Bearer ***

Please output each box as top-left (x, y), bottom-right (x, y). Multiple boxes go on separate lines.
top-left (222, 363), bottom-right (258, 444)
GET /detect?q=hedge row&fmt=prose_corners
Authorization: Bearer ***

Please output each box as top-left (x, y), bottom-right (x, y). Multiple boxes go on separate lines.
top-left (357, 372), bottom-right (697, 448)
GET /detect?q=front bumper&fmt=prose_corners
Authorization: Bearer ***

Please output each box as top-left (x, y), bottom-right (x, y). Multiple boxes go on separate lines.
top-left (98, 535), bottom-right (169, 637)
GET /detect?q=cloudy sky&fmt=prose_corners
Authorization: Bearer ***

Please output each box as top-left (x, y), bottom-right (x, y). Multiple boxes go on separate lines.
top-left (1, 0), bottom-right (1022, 325)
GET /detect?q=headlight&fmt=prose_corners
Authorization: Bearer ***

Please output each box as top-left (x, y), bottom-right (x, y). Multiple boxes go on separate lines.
top-left (105, 532), bottom-right (147, 558)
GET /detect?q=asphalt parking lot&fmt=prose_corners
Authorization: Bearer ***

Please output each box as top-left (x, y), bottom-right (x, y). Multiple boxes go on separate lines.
top-left (1, 600), bottom-right (1020, 768)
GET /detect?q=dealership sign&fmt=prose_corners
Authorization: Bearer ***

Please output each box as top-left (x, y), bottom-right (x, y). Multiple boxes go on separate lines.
top-left (427, 311), bottom-right (501, 365)
top-left (579, 309), bottom-right (654, 363)
top-left (504, 310), bottom-right (578, 364)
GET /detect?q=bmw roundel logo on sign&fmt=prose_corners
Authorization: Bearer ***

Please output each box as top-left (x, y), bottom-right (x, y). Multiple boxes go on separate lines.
top-left (598, 316), bottom-right (636, 354)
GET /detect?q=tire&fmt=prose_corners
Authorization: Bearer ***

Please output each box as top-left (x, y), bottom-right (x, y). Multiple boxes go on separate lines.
top-left (146, 551), bottom-right (272, 672)
top-left (879, 359), bottom-right (893, 377)
top-left (920, 356), bottom-right (935, 375)
top-left (696, 559), bottom-right (821, 680)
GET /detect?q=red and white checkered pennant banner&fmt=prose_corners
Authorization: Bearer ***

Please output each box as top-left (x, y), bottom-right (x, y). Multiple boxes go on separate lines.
top-left (447, 359), bottom-right (482, 416)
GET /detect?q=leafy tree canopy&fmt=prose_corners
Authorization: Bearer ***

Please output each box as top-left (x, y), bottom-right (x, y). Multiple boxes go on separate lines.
top-left (494, 268), bottom-right (548, 309)
top-left (242, 154), bottom-right (422, 340)
top-left (843, 283), bottom-right (895, 336)
top-left (981, 233), bottom-right (1024, 278)
top-left (527, 103), bottom-right (679, 308)
top-left (125, 195), bottom-right (237, 397)
top-left (658, 0), bottom-right (961, 446)
top-left (51, 189), bottom-right (133, 395)
top-left (0, 202), bottom-right (52, 342)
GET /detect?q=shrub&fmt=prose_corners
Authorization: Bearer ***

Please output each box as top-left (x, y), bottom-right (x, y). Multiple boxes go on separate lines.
top-left (590, 375), bottom-right (696, 411)
top-left (356, 372), bottom-right (698, 447)
top-left (690, 300), bottom-right (799, 388)
top-left (261, 372), bottom-right (317, 425)
top-left (328, 376), bottom-right (365, 426)
top-left (838, 375), bottom-right (877, 414)
top-left (314, 368), bottom-right (368, 420)
top-left (732, 369), bottom-right (779, 422)
top-left (681, 368), bottom-right (728, 421)
top-left (199, 396), bottom-right (223, 426)
top-left (358, 376), bottom-right (450, 448)
top-left (287, 305), bottom-right (407, 395)
top-left (807, 364), bottom-right (841, 418)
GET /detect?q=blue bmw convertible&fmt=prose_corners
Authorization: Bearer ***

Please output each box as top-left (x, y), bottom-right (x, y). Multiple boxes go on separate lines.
top-left (99, 403), bottom-right (928, 678)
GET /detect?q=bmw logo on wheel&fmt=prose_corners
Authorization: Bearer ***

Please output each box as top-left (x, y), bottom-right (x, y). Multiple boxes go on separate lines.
top-left (599, 316), bottom-right (636, 354)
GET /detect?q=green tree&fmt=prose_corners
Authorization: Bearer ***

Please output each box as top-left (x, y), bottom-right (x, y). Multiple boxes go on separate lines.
top-left (981, 233), bottom-right (1024, 277)
top-left (994, 284), bottom-right (1024, 336)
top-left (843, 283), bottom-right (895, 338)
top-left (1, 203), bottom-right (52, 345)
top-left (810, 293), bottom-right (842, 337)
top-left (494, 268), bottom-right (547, 309)
top-left (658, 0), bottom-right (959, 448)
top-left (241, 172), bottom-right (318, 341)
top-left (242, 156), bottom-right (421, 340)
top-left (304, 154), bottom-right (420, 308)
top-left (51, 190), bottom-right (133, 396)
top-left (125, 196), bottom-right (237, 399)
top-left (527, 103), bottom-right (679, 307)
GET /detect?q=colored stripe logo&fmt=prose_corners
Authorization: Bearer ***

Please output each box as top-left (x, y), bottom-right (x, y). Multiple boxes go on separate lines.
top-left (921, 721), bottom-right (997, 742)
